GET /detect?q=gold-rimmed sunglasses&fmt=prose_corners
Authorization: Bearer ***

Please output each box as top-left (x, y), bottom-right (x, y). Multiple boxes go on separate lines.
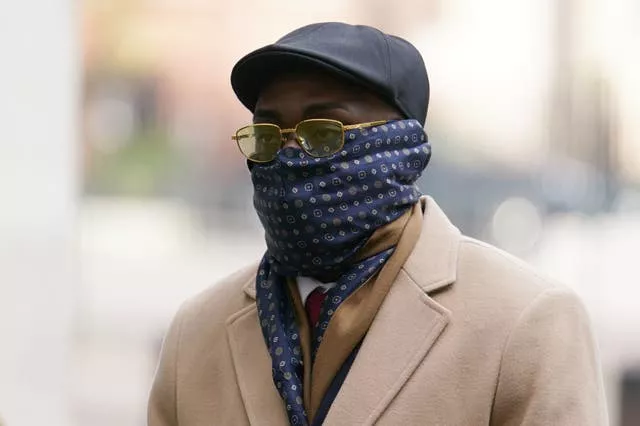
top-left (231, 119), bottom-right (387, 163)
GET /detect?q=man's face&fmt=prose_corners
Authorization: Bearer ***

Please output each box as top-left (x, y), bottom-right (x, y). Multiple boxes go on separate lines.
top-left (253, 71), bottom-right (403, 135)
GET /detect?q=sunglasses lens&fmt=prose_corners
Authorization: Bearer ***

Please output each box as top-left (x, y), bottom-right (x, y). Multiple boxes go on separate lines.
top-left (296, 120), bottom-right (344, 157)
top-left (235, 125), bottom-right (281, 162)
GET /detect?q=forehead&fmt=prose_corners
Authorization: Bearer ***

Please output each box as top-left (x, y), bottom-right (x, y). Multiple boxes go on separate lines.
top-left (255, 72), bottom-right (365, 111)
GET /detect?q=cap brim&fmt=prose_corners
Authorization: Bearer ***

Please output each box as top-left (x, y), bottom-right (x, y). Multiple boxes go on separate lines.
top-left (230, 47), bottom-right (378, 114)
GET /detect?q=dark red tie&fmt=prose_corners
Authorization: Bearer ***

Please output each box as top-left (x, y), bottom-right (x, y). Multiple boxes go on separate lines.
top-left (305, 287), bottom-right (327, 327)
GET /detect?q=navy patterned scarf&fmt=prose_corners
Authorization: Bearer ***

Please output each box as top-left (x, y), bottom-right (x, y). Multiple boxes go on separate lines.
top-left (252, 119), bottom-right (431, 425)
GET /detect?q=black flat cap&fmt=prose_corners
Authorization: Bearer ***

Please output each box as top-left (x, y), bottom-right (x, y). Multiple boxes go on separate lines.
top-left (230, 22), bottom-right (429, 125)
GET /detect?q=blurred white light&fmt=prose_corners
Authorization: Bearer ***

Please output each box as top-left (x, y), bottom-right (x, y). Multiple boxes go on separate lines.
top-left (491, 197), bottom-right (543, 254)
top-left (614, 189), bottom-right (640, 215)
top-left (411, 0), bottom-right (552, 169)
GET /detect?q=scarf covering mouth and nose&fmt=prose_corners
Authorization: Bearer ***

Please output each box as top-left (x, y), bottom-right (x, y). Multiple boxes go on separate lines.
top-left (251, 119), bottom-right (431, 278)
top-left (252, 119), bottom-right (431, 425)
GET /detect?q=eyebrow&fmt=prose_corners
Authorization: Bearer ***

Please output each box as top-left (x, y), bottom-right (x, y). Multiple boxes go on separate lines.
top-left (302, 101), bottom-right (350, 118)
top-left (253, 101), bottom-right (352, 124)
top-left (253, 108), bottom-right (281, 124)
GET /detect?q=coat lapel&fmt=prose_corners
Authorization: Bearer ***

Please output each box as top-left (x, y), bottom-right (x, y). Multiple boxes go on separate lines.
top-left (226, 299), bottom-right (289, 425)
top-left (323, 196), bottom-right (461, 425)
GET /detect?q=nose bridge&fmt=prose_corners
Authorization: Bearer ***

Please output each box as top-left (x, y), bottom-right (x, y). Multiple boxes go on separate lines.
top-left (281, 129), bottom-right (299, 149)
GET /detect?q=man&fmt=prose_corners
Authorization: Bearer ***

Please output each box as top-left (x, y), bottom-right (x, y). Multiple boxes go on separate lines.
top-left (148, 22), bottom-right (608, 425)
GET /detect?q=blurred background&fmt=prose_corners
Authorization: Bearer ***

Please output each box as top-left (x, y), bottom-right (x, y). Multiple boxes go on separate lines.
top-left (1, 0), bottom-right (639, 424)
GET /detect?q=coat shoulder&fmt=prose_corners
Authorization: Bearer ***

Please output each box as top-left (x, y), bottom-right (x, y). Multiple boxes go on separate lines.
top-left (454, 239), bottom-right (607, 426)
top-left (176, 262), bottom-right (259, 334)
top-left (450, 235), bottom-right (583, 321)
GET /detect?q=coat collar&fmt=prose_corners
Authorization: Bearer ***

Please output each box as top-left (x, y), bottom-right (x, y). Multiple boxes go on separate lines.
top-left (403, 195), bottom-right (460, 293)
top-left (241, 196), bottom-right (460, 299)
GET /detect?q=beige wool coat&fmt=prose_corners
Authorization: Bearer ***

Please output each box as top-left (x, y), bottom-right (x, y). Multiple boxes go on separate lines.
top-left (148, 197), bottom-right (608, 425)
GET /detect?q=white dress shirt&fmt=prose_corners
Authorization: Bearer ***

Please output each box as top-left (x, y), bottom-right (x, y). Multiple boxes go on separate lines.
top-left (296, 276), bottom-right (336, 304)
